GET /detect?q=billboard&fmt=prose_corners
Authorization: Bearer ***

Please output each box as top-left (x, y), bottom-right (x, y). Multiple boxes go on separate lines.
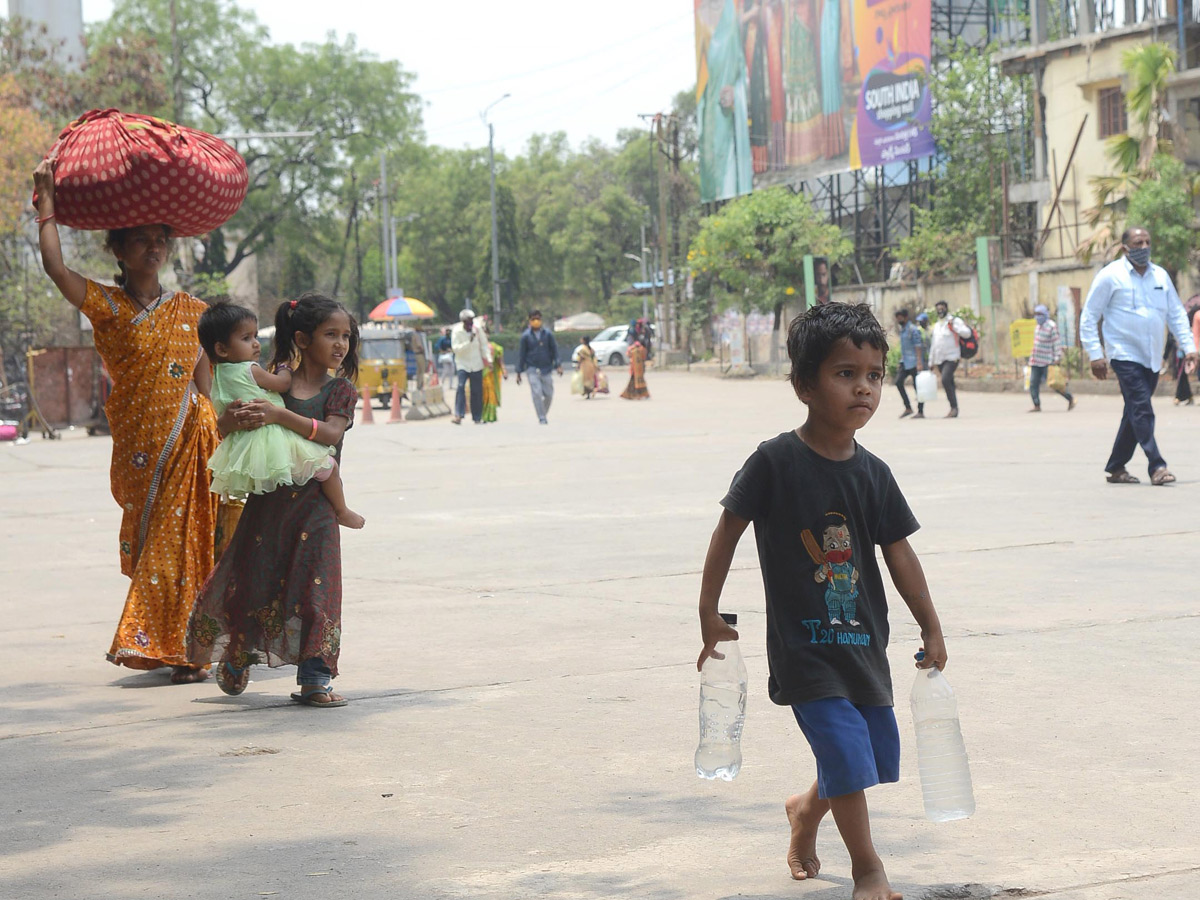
top-left (694, 0), bottom-right (933, 203)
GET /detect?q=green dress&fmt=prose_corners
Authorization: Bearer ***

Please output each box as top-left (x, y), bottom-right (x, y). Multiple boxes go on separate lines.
top-left (206, 361), bottom-right (334, 499)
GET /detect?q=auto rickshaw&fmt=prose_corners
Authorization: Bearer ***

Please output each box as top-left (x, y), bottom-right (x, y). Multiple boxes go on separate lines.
top-left (359, 325), bottom-right (428, 408)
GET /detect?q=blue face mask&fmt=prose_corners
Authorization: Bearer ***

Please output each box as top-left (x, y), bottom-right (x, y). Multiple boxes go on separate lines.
top-left (1035, 314), bottom-right (1048, 324)
top-left (1126, 245), bottom-right (1151, 268)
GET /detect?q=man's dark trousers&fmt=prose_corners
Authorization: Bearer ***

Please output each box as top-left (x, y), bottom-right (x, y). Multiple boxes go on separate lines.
top-left (1107, 359), bottom-right (1165, 475)
top-left (455, 369), bottom-right (483, 422)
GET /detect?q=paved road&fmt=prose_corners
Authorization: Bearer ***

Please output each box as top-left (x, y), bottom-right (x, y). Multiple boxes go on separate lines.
top-left (3, 372), bottom-right (1198, 899)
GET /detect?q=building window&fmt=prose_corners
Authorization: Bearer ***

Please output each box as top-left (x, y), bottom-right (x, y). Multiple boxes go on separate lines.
top-left (1098, 87), bottom-right (1128, 138)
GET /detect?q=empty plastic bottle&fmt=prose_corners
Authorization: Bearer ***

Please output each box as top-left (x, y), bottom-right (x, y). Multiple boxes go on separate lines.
top-left (696, 612), bottom-right (748, 781)
top-left (910, 653), bottom-right (975, 822)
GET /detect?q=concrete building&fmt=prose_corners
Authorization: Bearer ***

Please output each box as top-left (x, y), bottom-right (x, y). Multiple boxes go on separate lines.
top-left (6, 0), bottom-right (85, 69)
top-left (997, 1), bottom-right (1200, 264)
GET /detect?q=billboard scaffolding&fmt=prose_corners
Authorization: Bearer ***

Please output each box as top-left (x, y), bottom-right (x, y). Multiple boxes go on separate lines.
top-left (695, 0), bottom-right (1032, 280)
top-left (695, 0), bottom-right (935, 204)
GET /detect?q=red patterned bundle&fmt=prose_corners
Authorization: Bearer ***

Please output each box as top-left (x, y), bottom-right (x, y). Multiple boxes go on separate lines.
top-left (35, 108), bottom-right (248, 237)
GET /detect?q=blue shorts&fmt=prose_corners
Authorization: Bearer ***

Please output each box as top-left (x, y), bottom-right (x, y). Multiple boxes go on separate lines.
top-left (792, 698), bottom-right (900, 799)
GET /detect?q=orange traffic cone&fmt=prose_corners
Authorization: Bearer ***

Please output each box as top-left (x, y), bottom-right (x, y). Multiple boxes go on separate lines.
top-left (360, 385), bottom-right (375, 425)
top-left (387, 383), bottom-right (404, 423)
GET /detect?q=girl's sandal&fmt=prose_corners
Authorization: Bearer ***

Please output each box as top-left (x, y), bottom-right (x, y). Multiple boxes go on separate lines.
top-left (216, 661), bottom-right (250, 696)
top-left (290, 685), bottom-right (347, 708)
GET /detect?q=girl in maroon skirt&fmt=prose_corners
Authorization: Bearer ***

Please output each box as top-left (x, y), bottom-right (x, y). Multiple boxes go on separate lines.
top-left (188, 292), bottom-right (362, 706)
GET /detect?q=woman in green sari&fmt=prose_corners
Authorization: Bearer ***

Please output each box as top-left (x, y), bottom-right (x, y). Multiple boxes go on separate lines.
top-left (481, 340), bottom-right (506, 423)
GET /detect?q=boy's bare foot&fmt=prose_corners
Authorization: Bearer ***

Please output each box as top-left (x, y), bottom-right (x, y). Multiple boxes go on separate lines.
top-left (785, 793), bottom-right (822, 881)
top-left (852, 866), bottom-right (902, 900)
top-left (336, 508), bottom-right (366, 529)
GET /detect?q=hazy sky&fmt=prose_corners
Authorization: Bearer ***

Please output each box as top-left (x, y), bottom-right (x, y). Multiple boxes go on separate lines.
top-left (79, 0), bottom-right (697, 156)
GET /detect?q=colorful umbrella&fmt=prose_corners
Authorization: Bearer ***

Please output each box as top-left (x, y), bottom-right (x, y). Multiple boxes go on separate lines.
top-left (368, 297), bottom-right (435, 321)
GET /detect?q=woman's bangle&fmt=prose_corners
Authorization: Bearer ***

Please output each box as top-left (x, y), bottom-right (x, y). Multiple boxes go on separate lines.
top-left (308, 418), bottom-right (320, 440)
top-left (36, 212), bottom-right (55, 225)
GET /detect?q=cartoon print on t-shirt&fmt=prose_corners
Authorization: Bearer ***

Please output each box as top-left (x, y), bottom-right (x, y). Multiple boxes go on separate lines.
top-left (800, 513), bottom-right (861, 627)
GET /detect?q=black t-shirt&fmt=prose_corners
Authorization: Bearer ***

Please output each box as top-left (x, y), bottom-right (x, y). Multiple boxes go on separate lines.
top-left (721, 431), bottom-right (919, 708)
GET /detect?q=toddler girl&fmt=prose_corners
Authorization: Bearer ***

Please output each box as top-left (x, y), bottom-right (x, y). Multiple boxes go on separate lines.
top-left (198, 300), bottom-right (364, 529)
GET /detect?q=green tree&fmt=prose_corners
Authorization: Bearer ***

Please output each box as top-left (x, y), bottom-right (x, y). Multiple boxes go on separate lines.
top-left (1124, 155), bottom-right (1196, 279)
top-left (97, 0), bottom-right (422, 277)
top-left (1082, 43), bottom-right (1193, 260)
top-left (474, 182), bottom-right (521, 325)
top-left (393, 146), bottom-right (491, 320)
top-left (504, 132), bottom-right (571, 308)
top-left (689, 187), bottom-right (851, 325)
top-left (898, 42), bottom-right (1031, 275)
top-left (531, 139), bottom-right (645, 305)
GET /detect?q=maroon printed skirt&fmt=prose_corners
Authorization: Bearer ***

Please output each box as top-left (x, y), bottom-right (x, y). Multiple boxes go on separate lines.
top-left (187, 479), bottom-right (342, 676)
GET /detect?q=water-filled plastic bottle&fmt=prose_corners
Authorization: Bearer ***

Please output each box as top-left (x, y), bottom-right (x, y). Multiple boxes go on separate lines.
top-left (910, 655), bottom-right (975, 822)
top-left (915, 370), bottom-right (938, 404)
top-left (696, 612), bottom-right (748, 781)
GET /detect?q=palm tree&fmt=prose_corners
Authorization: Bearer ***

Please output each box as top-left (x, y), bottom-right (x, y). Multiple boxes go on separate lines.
top-left (1080, 42), bottom-right (1180, 259)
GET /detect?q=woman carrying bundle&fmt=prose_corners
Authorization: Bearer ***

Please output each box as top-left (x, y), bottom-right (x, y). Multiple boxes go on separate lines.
top-left (33, 158), bottom-right (236, 683)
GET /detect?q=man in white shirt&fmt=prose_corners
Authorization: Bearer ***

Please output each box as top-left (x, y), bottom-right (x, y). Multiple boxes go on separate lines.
top-left (1081, 226), bottom-right (1197, 485)
top-left (928, 301), bottom-right (972, 418)
top-left (450, 309), bottom-right (492, 424)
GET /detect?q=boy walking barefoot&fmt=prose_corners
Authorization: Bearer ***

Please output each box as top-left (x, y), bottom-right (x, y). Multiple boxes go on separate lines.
top-left (697, 303), bottom-right (949, 900)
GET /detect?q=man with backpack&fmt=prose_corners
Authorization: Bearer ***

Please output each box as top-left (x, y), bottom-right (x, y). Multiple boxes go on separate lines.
top-left (929, 301), bottom-right (974, 418)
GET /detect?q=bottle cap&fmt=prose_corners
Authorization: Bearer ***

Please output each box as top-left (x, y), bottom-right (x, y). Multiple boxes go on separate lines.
top-left (914, 650), bottom-right (925, 661)
top-left (720, 612), bottom-right (737, 626)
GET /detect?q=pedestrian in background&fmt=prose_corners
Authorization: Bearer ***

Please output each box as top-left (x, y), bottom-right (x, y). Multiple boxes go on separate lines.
top-left (516, 309), bottom-right (562, 424)
top-left (928, 301), bottom-right (972, 418)
top-left (892, 307), bottom-right (926, 419)
top-left (621, 340), bottom-right (650, 400)
top-left (481, 330), bottom-right (506, 423)
top-left (1081, 226), bottom-right (1197, 485)
top-left (576, 335), bottom-right (599, 399)
top-left (1028, 304), bottom-right (1075, 413)
top-left (451, 309), bottom-right (490, 425)
top-left (436, 327), bottom-right (455, 390)
top-left (1166, 305), bottom-right (1200, 405)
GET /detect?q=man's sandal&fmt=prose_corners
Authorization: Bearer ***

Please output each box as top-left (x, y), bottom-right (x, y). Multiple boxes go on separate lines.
top-left (1151, 467), bottom-right (1177, 486)
top-left (1106, 470), bottom-right (1140, 484)
top-left (290, 685), bottom-right (347, 708)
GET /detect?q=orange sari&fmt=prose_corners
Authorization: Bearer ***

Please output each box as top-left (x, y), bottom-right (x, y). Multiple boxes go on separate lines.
top-left (82, 279), bottom-right (227, 669)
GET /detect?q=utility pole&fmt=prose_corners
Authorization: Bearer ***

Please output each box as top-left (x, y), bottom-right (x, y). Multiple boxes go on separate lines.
top-left (169, 0), bottom-right (183, 125)
top-left (640, 222), bottom-right (649, 320)
top-left (481, 94), bottom-right (510, 330)
top-left (379, 153), bottom-right (392, 294)
top-left (488, 123), bottom-right (501, 328)
top-left (669, 117), bottom-right (685, 349)
top-left (654, 114), bottom-right (672, 349)
top-left (624, 249), bottom-right (650, 322)
top-left (353, 171), bottom-right (365, 325)
top-left (391, 216), bottom-right (400, 294)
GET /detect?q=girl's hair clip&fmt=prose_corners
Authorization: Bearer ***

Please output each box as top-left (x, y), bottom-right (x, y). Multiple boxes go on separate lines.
top-left (289, 299), bottom-right (298, 309)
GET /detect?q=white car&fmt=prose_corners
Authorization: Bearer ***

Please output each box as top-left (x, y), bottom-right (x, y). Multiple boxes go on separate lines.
top-left (572, 325), bottom-right (632, 367)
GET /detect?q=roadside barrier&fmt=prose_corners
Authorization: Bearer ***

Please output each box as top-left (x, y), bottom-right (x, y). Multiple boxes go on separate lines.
top-left (360, 385), bottom-right (375, 425)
